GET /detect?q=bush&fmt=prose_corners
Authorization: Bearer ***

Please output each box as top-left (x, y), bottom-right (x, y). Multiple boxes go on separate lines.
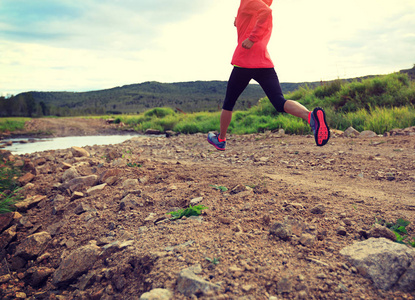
top-left (144, 107), bottom-right (176, 118)
top-left (173, 112), bottom-right (219, 134)
top-left (314, 80), bottom-right (342, 99)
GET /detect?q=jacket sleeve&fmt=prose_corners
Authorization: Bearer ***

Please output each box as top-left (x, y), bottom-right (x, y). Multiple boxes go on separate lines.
top-left (246, 0), bottom-right (272, 43)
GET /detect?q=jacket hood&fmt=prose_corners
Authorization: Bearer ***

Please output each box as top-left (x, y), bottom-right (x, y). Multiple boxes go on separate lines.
top-left (263, 0), bottom-right (273, 6)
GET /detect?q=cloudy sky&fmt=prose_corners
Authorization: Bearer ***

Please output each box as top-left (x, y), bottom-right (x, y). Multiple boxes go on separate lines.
top-left (1, 0), bottom-right (414, 96)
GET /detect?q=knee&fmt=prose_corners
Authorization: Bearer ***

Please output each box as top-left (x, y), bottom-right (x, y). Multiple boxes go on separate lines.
top-left (275, 99), bottom-right (287, 113)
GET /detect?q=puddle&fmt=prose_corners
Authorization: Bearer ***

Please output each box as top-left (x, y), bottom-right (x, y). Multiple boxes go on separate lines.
top-left (1, 135), bottom-right (147, 155)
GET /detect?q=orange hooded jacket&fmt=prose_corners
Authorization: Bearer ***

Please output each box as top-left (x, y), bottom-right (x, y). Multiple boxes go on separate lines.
top-left (231, 0), bottom-right (274, 69)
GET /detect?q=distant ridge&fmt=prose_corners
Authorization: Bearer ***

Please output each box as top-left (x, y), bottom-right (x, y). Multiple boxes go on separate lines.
top-left (11, 66), bottom-right (414, 115)
top-left (400, 65), bottom-right (415, 80)
top-left (25, 80), bottom-right (314, 114)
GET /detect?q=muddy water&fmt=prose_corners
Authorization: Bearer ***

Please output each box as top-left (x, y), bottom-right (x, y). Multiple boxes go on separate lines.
top-left (2, 135), bottom-right (146, 155)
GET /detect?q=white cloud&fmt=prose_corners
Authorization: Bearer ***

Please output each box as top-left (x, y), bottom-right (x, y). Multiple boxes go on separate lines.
top-left (271, 0), bottom-right (415, 81)
top-left (1, 0), bottom-right (414, 96)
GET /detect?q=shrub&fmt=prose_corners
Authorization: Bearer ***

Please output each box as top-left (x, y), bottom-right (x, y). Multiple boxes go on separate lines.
top-left (314, 80), bottom-right (342, 99)
top-left (144, 107), bottom-right (176, 118)
top-left (173, 112), bottom-right (219, 133)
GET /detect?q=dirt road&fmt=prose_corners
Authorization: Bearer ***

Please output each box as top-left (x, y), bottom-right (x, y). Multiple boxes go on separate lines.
top-left (1, 119), bottom-right (415, 299)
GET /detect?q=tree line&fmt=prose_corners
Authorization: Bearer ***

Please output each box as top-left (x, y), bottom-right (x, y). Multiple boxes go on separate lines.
top-left (0, 81), bottom-right (271, 117)
top-left (0, 93), bottom-right (106, 117)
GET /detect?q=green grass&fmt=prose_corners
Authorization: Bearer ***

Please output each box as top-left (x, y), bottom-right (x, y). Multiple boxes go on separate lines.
top-left (0, 165), bottom-right (21, 192)
top-left (0, 152), bottom-right (23, 214)
top-left (3, 73), bottom-right (415, 137)
top-left (110, 73), bottom-right (415, 136)
top-left (0, 189), bottom-right (22, 214)
top-left (167, 204), bottom-right (208, 220)
top-left (210, 185), bottom-right (228, 192)
top-left (0, 118), bottom-right (29, 132)
top-left (375, 218), bottom-right (415, 247)
top-left (205, 257), bottom-right (220, 266)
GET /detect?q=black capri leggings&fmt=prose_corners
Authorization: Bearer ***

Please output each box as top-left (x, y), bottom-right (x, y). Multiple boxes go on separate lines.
top-left (222, 67), bottom-right (287, 113)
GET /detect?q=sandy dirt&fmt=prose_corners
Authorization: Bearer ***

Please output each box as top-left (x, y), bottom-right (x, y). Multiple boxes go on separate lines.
top-left (1, 118), bottom-right (415, 299)
top-left (17, 117), bottom-right (124, 137)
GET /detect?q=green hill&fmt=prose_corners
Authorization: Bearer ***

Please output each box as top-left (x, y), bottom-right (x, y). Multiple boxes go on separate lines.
top-left (1, 66), bottom-right (414, 117)
top-left (22, 80), bottom-right (313, 115)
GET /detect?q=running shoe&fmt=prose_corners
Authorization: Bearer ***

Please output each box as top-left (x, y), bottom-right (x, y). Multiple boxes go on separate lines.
top-left (309, 107), bottom-right (330, 146)
top-left (207, 133), bottom-right (226, 151)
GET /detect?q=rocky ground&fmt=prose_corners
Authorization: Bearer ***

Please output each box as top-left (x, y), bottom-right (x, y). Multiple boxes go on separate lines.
top-left (1, 119), bottom-right (415, 300)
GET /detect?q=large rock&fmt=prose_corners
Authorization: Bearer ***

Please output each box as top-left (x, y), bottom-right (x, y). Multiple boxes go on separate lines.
top-left (0, 225), bottom-right (17, 249)
top-left (140, 288), bottom-right (173, 300)
top-left (310, 204), bottom-right (326, 215)
top-left (176, 267), bottom-right (220, 297)
top-left (119, 194), bottom-right (140, 211)
top-left (62, 167), bottom-right (80, 183)
top-left (18, 172), bottom-right (35, 185)
top-left (61, 175), bottom-right (99, 192)
top-left (340, 238), bottom-right (415, 291)
top-left (0, 212), bottom-right (14, 232)
top-left (122, 179), bottom-right (139, 189)
top-left (299, 233), bottom-right (315, 247)
top-left (86, 183), bottom-right (107, 196)
top-left (368, 224), bottom-right (397, 241)
top-left (99, 169), bottom-right (122, 184)
top-left (15, 232), bottom-right (52, 260)
top-left (71, 146), bottom-right (90, 157)
top-left (52, 242), bottom-right (101, 287)
top-left (15, 195), bottom-right (47, 212)
top-left (359, 130), bottom-right (377, 138)
top-left (397, 259), bottom-right (415, 292)
top-left (269, 222), bottom-right (292, 241)
top-left (25, 266), bottom-right (55, 287)
top-left (344, 127), bottom-right (360, 138)
top-left (22, 159), bottom-right (37, 174)
top-left (145, 129), bottom-right (162, 135)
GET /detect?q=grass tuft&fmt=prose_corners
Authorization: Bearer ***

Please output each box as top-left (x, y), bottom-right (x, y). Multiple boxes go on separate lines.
top-left (167, 204), bottom-right (208, 220)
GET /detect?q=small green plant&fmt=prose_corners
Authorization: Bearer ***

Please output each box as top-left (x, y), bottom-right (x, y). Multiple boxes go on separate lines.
top-left (394, 232), bottom-right (407, 244)
top-left (210, 185), bottom-right (228, 192)
top-left (0, 165), bottom-right (21, 192)
top-left (0, 190), bottom-right (22, 214)
top-left (126, 162), bottom-right (141, 168)
top-left (122, 149), bottom-right (133, 158)
top-left (390, 218), bottom-right (410, 235)
top-left (375, 217), bottom-right (414, 247)
top-left (0, 151), bottom-right (24, 214)
top-left (205, 257), bottom-right (220, 266)
top-left (167, 204), bottom-right (208, 220)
